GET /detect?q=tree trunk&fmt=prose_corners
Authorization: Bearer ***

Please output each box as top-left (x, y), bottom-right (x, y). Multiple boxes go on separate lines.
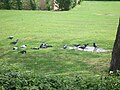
top-left (109, 18), bottom-right (120, 73)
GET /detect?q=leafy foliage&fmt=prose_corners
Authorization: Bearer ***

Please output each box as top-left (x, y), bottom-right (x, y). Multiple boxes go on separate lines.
top-left (0, 0), bottom-right (80, 10)
top-left (46, 0), bottom-right (52, 11)
top-left (30, 0), bottom-right (36, 10)
top-left (1, 70), bottom-right (120, 90)
top-left (10, 0), bottom-right (22, 10)
top-left (0, 0), bottom-right (22, 10)
top-left (1, 0), bottom-right (11, 9)
top-left (56, 0), bottom-right (77, 10)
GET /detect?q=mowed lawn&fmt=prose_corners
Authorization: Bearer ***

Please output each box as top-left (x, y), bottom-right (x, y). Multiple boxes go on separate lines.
top-left (0, 1), bottom-right (120, 77)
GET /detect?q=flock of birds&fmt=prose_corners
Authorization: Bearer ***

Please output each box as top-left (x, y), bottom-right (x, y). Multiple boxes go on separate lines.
top-left (63, 43), bottom-right (97, 50)
top-left (9, 36), bottom-right (53, 54)
top-left (8, 36), bottom-right (98, 54)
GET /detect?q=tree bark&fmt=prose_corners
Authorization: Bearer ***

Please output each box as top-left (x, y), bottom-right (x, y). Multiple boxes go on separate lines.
top-left (109, 18), bottom-right (120, 73)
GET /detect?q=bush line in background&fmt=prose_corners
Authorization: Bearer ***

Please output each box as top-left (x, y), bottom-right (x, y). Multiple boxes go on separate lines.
top-left (0, 0), bottom-right (81, 10)
top-left (0, 0), bottom-right (119, 10)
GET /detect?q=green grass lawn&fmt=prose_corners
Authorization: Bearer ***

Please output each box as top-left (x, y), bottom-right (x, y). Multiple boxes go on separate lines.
top-left (0, 1), bottom-right (120, 78)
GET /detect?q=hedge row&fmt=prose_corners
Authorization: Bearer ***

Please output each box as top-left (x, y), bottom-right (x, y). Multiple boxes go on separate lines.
top-left (1, 70), bottom-right (120, 90)
top-left (0, 0), bottom-right (81, 10)
top-left (56, 0), bottom-right (78, 11)
top-left (0, 0), bottom-right (39, 10)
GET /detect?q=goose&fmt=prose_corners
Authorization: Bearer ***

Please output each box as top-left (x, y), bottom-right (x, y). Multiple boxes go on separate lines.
top-left (46, 44), bottom-right (53, 48)
top-left (79, 43), bottom-right (88, 50)
top-left (21, 45), bottom-right (27, 48)
top-left (31, 47), bottom-right (39, 50)
top-left (63, 44), bottom-right (67, 49)
top-left (40, 43), bottom-right (53, 48)
top-left (9, 36), bottom-right (14, 39)
top-left (19, 50), bottom-right (26, 54)
top-left (40, 43), bottom-right (47, 48)
top-left (13, 46), bottom-right (19, 50)
top-left (93, 43), bottom-right (97, 49)
top-left (109, 71), bottom-right (113, 74)
top-left (74, 44), bottom-right (80, 47)
top-left (11, 39), bottom-right (18, 44)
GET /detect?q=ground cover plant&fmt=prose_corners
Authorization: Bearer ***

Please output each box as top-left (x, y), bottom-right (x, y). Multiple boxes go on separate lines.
top-left (0, 1), bottom-right (120, 89)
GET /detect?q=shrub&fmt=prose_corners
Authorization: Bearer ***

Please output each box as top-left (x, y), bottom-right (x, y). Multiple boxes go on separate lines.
top-left (3, 0), bottom-right (11, 9)
top-left (0, 0), bottom-right (79, 10)
top-left (46, 0), bottom-right (52, 11)
top-left (22, 0), bottom-right (31, 10)
top-left (1, 69), bottom-right (120, 90)
top-left (0, 0), bottom-right (4, 9)
top-left (16, 0), bottom-right (22, 10)
top-left (0, 0), bottom-right (22, 10)
top-left (56, 0), bottom-right (77, 10)
top-left (10, 0), bottom-right (22, 10)
top-left (30, 0), bottom-right (36, 10)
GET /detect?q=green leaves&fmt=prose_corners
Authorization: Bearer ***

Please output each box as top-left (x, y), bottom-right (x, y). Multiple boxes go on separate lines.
top-left (30, 0), bottom-right (36, 10)
top-left (0, 0), bottom-right (22, 10)
top-left (56, 0), bottom-right (77, 10)
top-left (1, 70), bottom-right (120, 90)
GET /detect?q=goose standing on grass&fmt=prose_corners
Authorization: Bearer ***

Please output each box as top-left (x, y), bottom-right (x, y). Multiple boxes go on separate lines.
top-left (93, 43), bottom-right (97, 51)
top-left (40, 43), bottom-right (53, 48)
top-left (79, 43), bottom-right (88, 50)
top-left (21, 45), bottom-right (27, 48)
top-left (13, 46), bottom-right (19, 50)
top-left (19, 50), bottom-right (26, 54)
top-left (46, 44), bottom-right (53, 48)
top-left (11, 39), bottom-right (18, 44)
top-left (40, 43), bottom-right (47, 48)
top-left (74, 44), bottom-right (80, 47)
top-left (63, 44), bottom-right (67, 49)
top-left (93, 43), bottom-right (97, 48)
top-left (31, 47), bottom-right (39, 50)
top-left (9, 36), bottom-right (14, 39)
